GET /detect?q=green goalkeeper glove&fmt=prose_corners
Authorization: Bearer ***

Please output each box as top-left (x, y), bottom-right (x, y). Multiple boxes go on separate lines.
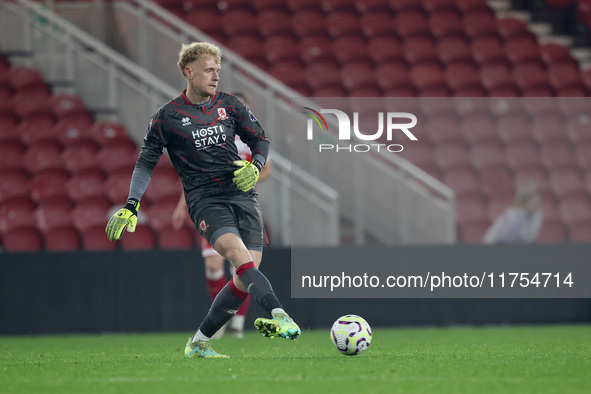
top-left (105, 199), bottom-right (140, 241)
top-left (233, 159), bottom-right (263, 192)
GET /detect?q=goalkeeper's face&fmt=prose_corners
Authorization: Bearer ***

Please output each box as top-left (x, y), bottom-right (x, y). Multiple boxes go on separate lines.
top-left (186, 56), bottom-right (220, 99)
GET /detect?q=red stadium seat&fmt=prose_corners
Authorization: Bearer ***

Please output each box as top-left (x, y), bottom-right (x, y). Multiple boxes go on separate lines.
top-left (437, 37), bottom-right (472, 65)
top-left (559, 194), bottom-right (591, 225)
top-left (143, 166), bottom-right (182, 203)
top-left (505, 36), bottom-right (542, 65)
top-left (531, 113), bottom-right (568, 144)
top-left (228, 35), bottom-right (267, 66)
top-left (479, 62), bottom-right (514, 91)
top-left (42, 224), bottom-right (80, 251)
top-left (471, 37), bottom-right (505, 65)
top-left (470, 140), bottom-right (506, 171)
top-left (17, 117), bottom-right (58, 146)
top-left (23, 143), bottom-right (63, 174)
top-left (540, 140), bottom-right (577, 170)
top-left (66, 168), bottom-right (106, 202)
top-left (460, 114), bottom-right (498, 146)
top-left (332, 36), bottom-right (370, 65)
top-left (505, 141), bottom-right (541, 171)
top-left (81, 225), bottom-right (117, 251)
top-left (403, 37), bottom-right (438, 65)
top-left (486, 193), bottom-right (514, 221)
top-left (463, 10), bottom-right (499, 39)
top-left (91, 121), bottom-right (136, 148)
top-left (321, 0), bottom-right (357, 12)
top-left (0, 168), bottom-right (29, 202)
top-left (537, 192), bottom-right (560, 221)
top-left (456, 0), bottom-right (490, 13)
top-left (435, 141), bottom-right (471, 171)
top-left (513, 63), bottom-right (551, 92)
top-left (96, 145), bottom-right (138, 174)
top-left (269, 63), bottom-right (308, 94)
top-left (537, 220), bottom-right (567, 243)
top-left (263, 36), bottom-right (299, 65)
top-left (0, 197), bottom-right (36, 232)
top-left (376, 63), bottom-right (411, 91)
top-left (479, 165), bottom-right (514, 198)
top-left (257, 10), bottom-right (293, 38)
top-left (185, 9), bottom-right (222, 38)
top-left (540, 43), bottom-right (578, 66)
top-left (430, 10), bottom-right (464, 39)
top-left (456, 193), bottom-right (489, 225)
top-left (443, 166), bottom-right (482, 196)
top-left (398, 141), bottom-right (437, 168)
top-left (569, 220), bottom-right (591, 242)
top-left (6, 66), bottom-right (49, 94)
top-left (497, 17), bottom-right (532, 40)
top-left (61, 143), bottom-right (100, 175)
top-left (425, 114), bottom-right (463, 145)
top-left (312, 86), bottom-right (347, 97)
top-left (575, 142), bottom-right (591, 171)
top-left (0, 140), bottom-right (25, 171)
top-left (222, 10), bottom-right (257, 37)
top-left (326, 11), bottom-right (362, 39)
top-left (513, 166), bottom-right (551, 194)
top-left (10, 90), bottom-right (53, 121)
top-left (395, 10), bottom-right (431, 39)
top-left (361, 12), bottom-right (396, 39)
top-left (144, 195), bottom-right (178, 230)
top-left (445, 63), bottom-right (481, 92)
top-left (35, 196), bottom-right (73, 231)
top-left (368, 37), bottom-right (404, 64)
top-left (567, 114), bottom-right (591, 144)
top-left (287, 0), bottom-right (322, 12)
top-left (291, 11), bottom-right (327, 38)
top-left (71, 196), bottom-right (112, 231)
top-left (389, 0), bottom-right (424, 12)
top-left (3, 226), bottom-right (43, 252)
top-left (104, 169), bottom-right (132, 204)
top-left (54, 117), bottom-right (94, 147)
top-left (305, 63), bottom-right (343, 91)
top-left (424, 0), bottom-right (457, 12)
top-left (49, 94), bottom-right (92, 122)
top-left (299, 36), bottom-right (334, 65)
top-left (157, 225), bottom-right (195, 249)
top-left (219, 0), bottom-right (254, 11)
top-left (28, 169), bottom-right (70, 203)
top-left (410, 64), bottom-right (445, 91)
top-left (548, 63), bottom-right (582, 91)
top-left (120, 226), bottom-right (157, 250)
top-left (549, 167), bottom-right (586, 199)
top-left (459, 219), bottom-right (491, 243)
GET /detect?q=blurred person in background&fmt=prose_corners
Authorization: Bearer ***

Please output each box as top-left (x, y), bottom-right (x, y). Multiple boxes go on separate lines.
top-left (106, 42), bottom-right (299, 359)
top-left (172, 92), bottom-right (273, 339)
top-left (483, 182), bottom-right (544, 244)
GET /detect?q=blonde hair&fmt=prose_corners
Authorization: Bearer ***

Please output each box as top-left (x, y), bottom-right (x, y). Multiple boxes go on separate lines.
top-left (177, 42), bottom-right (222, 78)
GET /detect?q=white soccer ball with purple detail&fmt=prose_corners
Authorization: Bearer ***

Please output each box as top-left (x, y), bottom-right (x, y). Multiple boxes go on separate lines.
top-left (330, 315), bottom-right (372, 356)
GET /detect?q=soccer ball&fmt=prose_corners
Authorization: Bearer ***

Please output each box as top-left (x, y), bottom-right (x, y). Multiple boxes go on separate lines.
top-left (330, 315), bottom-right (372, 356)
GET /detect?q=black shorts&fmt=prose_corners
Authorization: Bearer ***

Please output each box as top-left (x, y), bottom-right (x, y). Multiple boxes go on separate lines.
top-left (189, 194), bottom-right (267, 252)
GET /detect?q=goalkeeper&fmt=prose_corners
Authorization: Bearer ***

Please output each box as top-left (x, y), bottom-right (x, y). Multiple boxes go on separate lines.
top-left (105, 42), bottom-right (300, 359)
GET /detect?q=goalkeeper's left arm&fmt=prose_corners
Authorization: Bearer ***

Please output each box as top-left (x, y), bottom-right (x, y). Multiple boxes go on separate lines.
top-left (105, 165), bottom-right (153, 241)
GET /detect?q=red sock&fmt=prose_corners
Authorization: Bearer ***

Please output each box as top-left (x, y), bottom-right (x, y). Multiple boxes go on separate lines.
top-left (206, 276), bottom-right (226, 301)
top-left (236, 295), bottom-right (251, 317)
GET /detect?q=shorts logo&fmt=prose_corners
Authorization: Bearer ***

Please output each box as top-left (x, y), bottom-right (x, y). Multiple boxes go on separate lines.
top-left (249, 109), bottom-right (257, 122)
top-left (217, 108), bottom-right (228, 120)
top-left (199, 219), bottom-right (209, 233)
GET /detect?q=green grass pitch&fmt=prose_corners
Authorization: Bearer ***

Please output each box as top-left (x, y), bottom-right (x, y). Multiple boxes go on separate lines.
top-left (1, 325), bottom-right (590, 393)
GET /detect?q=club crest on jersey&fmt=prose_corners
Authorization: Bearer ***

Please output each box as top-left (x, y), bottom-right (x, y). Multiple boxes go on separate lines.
top-left (217, 108), bottom-right (228, 120)
top-left (249, 109), bottom-right (257, 122)
top-left (199, 219), bottom-right (209, 233)
top-left (182, 117), bottom-right (191, 126)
